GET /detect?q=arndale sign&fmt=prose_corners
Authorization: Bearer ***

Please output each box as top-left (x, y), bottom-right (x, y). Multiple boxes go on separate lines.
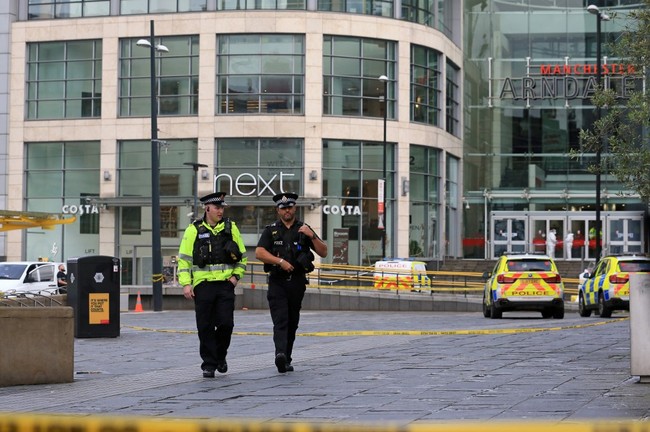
top-left (489, 57), bottom-right (642, 105)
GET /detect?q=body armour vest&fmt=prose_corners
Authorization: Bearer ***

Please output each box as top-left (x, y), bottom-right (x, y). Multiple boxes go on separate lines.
top-left (193, 218), bottom-right (242, 268)
top-left (264, 221), bottom-right (315, 274)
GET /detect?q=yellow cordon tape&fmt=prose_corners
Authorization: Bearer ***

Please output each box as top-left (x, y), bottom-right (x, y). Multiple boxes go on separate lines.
top-left (0, 413), bottom-right (648, 432)
top-left (122, 317), bottom-right (627, 337)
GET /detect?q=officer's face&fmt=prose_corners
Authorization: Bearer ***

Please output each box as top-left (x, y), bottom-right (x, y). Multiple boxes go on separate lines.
top-left (205, 204), bottom-right (224, 223)
top-left (277, 205), bottom-right (296, 222)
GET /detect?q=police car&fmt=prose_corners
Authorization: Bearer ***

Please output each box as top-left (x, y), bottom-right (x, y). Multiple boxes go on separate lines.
top-left (578, 254), bottom-right (650, 318)
top-left (482, 253), bottom-right (564, 319)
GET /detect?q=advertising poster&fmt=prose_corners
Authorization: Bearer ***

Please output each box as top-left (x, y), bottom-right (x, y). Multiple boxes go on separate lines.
top-left (89, 293), bottom-right (110, 324)
top-left (332, 228), bottom-right (349, 264)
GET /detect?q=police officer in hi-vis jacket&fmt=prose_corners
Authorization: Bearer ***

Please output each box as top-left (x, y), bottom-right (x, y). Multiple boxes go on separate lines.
top-left (178, 192), bottom-right (247, 378)
top-left (255, 192), bottom-right (328, 373)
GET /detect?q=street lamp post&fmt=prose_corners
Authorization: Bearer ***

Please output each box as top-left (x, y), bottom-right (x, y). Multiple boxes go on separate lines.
top-left (587, 4), bottom-right (610, 260)
top-left (378, 75), bottom-right (388, 259)
top-left (184, 162), bottom-right (208, 220)
top-left (137, 21), bottom-right (168, 312)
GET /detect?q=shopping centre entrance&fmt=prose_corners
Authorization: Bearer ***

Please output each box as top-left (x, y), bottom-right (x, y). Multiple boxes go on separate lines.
top-left (489, 210), bottom-right (645, 260)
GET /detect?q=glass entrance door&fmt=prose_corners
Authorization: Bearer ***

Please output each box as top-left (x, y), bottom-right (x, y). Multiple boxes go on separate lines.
top-left (567, 218), bottom-right (588, 260)
top-left (530, 217), bottom-right (564, 259)
top-left (608, 217), bottom-right (643, 255)
top-left (489, 211), bottom-right (645, 261)
top-left (491, 216), bottom-right (527, 258)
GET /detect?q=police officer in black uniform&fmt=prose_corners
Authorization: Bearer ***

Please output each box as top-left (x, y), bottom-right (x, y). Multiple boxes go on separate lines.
top-left (178, 192), bottom-right (247, 378)
top-left (255, 192), bottom-right (328, 373)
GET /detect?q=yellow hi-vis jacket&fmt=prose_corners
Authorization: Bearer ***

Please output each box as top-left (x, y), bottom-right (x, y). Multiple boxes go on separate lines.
top-left (177, 218), bottom-right (247, 289)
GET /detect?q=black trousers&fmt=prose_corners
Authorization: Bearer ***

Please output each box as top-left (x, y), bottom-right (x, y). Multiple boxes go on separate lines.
top-left (267, 274), bottom-right (306, 363)
top-left (193, 280), bottom-right (235, 371)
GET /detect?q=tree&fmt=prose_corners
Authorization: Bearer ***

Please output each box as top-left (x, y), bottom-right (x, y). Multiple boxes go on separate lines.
top-left (579, 4), bottom-right (650, 203)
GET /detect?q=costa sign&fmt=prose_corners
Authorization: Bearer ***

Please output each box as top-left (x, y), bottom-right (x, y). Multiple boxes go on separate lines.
top-left (323, 205), bottom-right (361, 216)
top-left (62, 204), bottom-right (99, 215)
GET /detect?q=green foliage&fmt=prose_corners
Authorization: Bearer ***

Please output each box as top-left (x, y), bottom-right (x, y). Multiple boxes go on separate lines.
top-left (578, 3), bottom-right (650, 202)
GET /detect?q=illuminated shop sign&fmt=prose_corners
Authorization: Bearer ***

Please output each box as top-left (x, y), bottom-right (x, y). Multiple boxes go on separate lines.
top-left (62, 204), bottom-right (99, 215)
top-left (322, 205), bottom-right (362, 216)
top-left (215, 172), bottom-right (295, 196)
top-left (489, 57), bottom-right (643, 105)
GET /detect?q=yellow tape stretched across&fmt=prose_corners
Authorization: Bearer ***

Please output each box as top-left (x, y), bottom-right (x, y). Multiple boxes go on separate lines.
top-left (122, 317), bottom-right (627, 337)
top-left (0, 413), bottom-right (648, 432)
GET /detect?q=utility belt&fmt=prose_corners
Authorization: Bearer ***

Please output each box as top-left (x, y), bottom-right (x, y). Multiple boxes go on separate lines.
top-left (268, 270), bottom-right (308, 283)
top-left (192, 263), bottom-right (235, 272)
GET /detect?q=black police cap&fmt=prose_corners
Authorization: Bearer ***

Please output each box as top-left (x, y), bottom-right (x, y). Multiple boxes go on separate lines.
top-left (273, 192), bottom-right (298, 208)
top-left (200, 192), bottom-right (228, 206)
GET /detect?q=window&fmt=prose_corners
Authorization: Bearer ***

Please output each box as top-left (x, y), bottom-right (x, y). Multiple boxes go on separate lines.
top-left (317, 0), bottom-right (392, 17)
top-left (118, 139), bottom-right (198, 238)
top-left (122, 207), bottom-right (142, 235)
top-left (25, 141), bottom-right (100, 260)
top-left (401, 0), bottom-right (433, 26)
top-left (119, 36), bottom-right (199, 117)
top-left (401, 0), bottom-right (453, 38)
top-left (411, 45), bottom-right (441, 126)
top-left (323, 140), bottom-right (394, 265)
top-left (28, 0), bottom-right (110, 19)
top-left (409, 145), bottom-right (440, 259)
top-left (217, 0), bottom-right (305, 10)
top-left (217, 35), bottom-right (305, 114)
top-left (323, 36), bottom-right (396, 118)
top-left (215, 138), bottom-right (304, 236)
top-left (120, 0), bottom-right (207, 14)
top-left (27, 40), bottom-right (102, 119)
top-left (445, 60), bottom-right (460, 136)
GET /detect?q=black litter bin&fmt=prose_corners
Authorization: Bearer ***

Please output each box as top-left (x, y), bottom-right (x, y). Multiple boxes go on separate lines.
top-left (67, 255), bottom-right (121, 338)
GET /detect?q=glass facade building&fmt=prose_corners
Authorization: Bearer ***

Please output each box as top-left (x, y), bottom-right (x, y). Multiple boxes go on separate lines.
top-left (3, 0), bottom-right (462, 283)
top-left (464, 1), bottom-right (646, 260)
top-left (0, 0), bottom-right (646, 284)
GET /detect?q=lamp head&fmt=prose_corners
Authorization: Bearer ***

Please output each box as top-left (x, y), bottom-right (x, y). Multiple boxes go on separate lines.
top-left (587, 4), bottom-right (610, 20)
top-left (136, 39), bottom-right (152, 48)
top-left (378, 75), bottom-right (388, 82)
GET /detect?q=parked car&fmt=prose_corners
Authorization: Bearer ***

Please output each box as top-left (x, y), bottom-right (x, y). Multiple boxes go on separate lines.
top-left (0, 261), bottom-right (62, 297)
top-left (578, 254), bottom-right (650, 318)
top-left (482, 253), bottom-right (564, 319)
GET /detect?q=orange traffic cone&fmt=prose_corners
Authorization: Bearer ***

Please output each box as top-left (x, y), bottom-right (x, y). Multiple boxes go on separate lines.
top-left (134, 291), bottom-right (144, 312)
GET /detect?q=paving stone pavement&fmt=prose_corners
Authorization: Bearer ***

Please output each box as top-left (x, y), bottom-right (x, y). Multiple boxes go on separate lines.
top-left (1, 309), bottom-right (649, 424)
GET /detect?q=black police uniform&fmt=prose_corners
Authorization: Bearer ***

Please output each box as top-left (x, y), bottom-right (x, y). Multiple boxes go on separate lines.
top-left (257, 193), bottom-right (317, 369)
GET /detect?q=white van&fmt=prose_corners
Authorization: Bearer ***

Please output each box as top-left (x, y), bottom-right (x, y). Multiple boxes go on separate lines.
top-left (373, 260), bottom-right (432, 291)
top-left (0, 261), bottom-right (62, 297)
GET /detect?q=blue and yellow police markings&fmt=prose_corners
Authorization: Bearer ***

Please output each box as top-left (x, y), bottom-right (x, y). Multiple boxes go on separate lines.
top-left (2, 413), bottom-right (650, 432)
top-left (123, 318), bottom-right (627, 337)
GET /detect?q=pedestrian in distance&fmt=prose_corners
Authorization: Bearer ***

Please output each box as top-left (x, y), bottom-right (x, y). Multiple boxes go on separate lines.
top-left (255, 192), bottom-right (328, 373)
top-left (178, 192), bottom-right (247, 378)
top-left (56, 264), bottom-right (67, 294)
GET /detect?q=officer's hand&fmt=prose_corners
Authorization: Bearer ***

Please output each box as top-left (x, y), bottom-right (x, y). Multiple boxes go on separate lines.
top-left (279, 259), bottom-right (294, 272)
top-left (298, 224), bottom-right (315, 240)
top-left (183, 285), bottom-right (194, 299)
top-left (229, 276), bottom-right (238, 286)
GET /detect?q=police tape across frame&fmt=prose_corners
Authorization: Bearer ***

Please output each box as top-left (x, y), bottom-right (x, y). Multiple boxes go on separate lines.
top-left (122, 317), bottom-right (627, 337)
top-left (1, 413), bottom-right (649, 432)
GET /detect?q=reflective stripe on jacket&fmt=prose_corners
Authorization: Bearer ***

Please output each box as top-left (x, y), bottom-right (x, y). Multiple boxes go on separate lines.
top-left (177, 219), bottom-right (247, 288)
